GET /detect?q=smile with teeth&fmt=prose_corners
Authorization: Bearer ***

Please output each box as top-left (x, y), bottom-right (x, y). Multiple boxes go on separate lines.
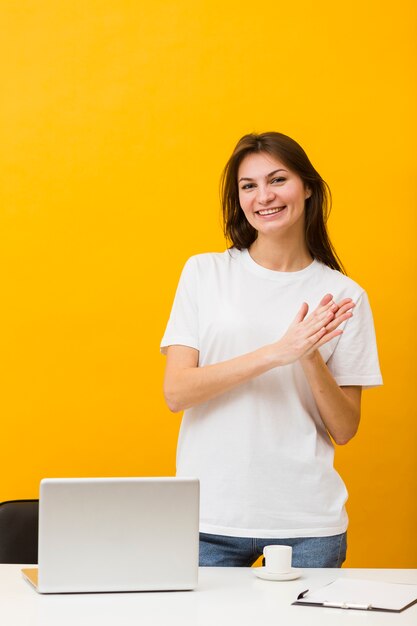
top-left (256, 206), bottom-right (286, 216)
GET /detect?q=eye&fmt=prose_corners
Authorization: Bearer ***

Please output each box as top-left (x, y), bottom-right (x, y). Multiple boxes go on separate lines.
top-left (271, 177), bottom-right (286, 184)
top-left (240, 183), bottom-right (256, 190)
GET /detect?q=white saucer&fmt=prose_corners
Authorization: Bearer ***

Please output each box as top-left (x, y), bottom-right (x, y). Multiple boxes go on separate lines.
top-left (254, 567), bottom-right (302, 581)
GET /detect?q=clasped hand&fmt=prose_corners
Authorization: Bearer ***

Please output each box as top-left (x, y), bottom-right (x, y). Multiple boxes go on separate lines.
top-left (274, 294), bottom-right (355, 366)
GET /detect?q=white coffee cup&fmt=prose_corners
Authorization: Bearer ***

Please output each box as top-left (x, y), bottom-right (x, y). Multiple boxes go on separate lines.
top-left (263, 545), bottom-right (292, 574)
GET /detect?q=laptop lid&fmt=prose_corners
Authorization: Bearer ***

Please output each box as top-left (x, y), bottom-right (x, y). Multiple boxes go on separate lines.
top-left (24, 477), bottom-right (199, 593)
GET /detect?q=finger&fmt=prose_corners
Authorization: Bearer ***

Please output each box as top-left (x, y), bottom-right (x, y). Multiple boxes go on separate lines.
top-left (325, 311), bottom-right (353, 332)
top-left (334, 302), bottom-right (355, 317)
top-left (292, 302), bottom-right (309, 325)
top-left (305, 307), bottom-right (335, 331)
top-left (308, 297), bottom-right (354, 336)
top-left (315, 295), bottom-right (335, 314)
top-left (304, 326), bottom-right (345, 355)
top-left (308, 325), bottom-right (328, 345)
top-left (315, 297), bottom-right (353, 320)
top-left (335, 298), bottom-right (353, 309)
top-left (305, 310), bottom-right (335, 338)
top-left (318, 294), bottom-right (333, 307)
top-left (311, 295), bottom-right (337, 318)
top-left (314, 328), bottom-right (343, 349)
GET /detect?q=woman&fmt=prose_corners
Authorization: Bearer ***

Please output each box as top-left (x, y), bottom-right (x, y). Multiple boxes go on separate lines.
top-left (161, 132), bottom-right (382, 568)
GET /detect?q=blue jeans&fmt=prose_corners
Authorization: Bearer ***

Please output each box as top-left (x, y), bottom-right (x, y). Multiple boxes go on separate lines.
top-left (199, 532), bottom-right (347, 568)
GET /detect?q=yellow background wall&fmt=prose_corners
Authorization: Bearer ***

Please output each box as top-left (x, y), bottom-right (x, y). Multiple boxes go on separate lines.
top-left (0, 1), bottom-right (415, 567)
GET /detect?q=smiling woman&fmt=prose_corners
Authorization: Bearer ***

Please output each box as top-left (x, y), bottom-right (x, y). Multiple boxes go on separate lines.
top-left (161, 132), bottom-right (382, 569)
top-left (222, 132), bottom-right (343, 272)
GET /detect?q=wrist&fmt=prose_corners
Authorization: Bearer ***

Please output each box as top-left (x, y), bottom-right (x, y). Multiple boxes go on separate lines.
top-left (259, 343), bottom-right (283, 369)
top-left (300, 349), bottom-right (320, 365)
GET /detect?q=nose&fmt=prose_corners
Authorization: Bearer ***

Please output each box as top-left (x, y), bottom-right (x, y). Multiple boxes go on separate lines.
top-left (257, 185), bottom-right (275, 205)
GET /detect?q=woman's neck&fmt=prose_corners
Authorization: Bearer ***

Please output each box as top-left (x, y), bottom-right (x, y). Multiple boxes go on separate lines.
top-left (248, 235), bottom-right (313, 272)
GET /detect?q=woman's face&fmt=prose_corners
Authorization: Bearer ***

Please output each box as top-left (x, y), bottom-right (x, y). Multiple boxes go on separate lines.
top-left (237, 152), bottom-right (311, 239)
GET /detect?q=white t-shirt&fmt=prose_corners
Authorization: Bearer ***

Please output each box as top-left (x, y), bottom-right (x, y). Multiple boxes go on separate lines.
top-left (161, 249), bottom-right (382, 538)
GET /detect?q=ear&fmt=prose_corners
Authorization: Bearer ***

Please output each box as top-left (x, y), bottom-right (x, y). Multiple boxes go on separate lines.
top-left (305, 187), bottom-right (312, 200)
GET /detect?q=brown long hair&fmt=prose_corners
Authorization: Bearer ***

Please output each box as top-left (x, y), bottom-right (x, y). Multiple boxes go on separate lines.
top-left (220, 132), bottom-right (345, 273)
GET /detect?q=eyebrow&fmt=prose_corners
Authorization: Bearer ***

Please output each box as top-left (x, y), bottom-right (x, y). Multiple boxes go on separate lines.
top-left (238, 168), bottom-right (287, 182)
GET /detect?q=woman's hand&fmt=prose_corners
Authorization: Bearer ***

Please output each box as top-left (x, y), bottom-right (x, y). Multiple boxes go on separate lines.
top-left (164, 294), bottom-right (356, 413)
top-left (271, 294), bottom-right (355, 366)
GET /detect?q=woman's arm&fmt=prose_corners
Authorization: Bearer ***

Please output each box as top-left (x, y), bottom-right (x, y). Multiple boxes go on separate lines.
top-left (163, 295), bottom-right (354, 413)
top-left (300, 351), bottom-right (361, 445)
top-left (299, 295), bottom-right (362, 444)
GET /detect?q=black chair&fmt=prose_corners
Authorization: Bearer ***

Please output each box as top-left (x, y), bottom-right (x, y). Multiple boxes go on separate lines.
top-left (0, 499), bottom-right (39, 563)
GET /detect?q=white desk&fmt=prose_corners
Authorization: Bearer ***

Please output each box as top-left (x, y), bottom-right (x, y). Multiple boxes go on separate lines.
top-left (1, 565), bottom-right (417, 626)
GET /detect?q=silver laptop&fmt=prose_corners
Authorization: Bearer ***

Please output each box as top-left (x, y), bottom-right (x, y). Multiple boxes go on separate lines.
top-left (22, 477), bottom-right (199, 593)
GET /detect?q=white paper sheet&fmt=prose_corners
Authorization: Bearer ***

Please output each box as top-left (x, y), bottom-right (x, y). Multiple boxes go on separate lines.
top-left (296, 578), bottom-right (417, 611)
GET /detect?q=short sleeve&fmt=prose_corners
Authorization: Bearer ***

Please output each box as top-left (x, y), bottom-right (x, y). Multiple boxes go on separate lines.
top-left (160, 257), bottom-right (200, 354)
top-left (326, 291), bottom-right (383, 388)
